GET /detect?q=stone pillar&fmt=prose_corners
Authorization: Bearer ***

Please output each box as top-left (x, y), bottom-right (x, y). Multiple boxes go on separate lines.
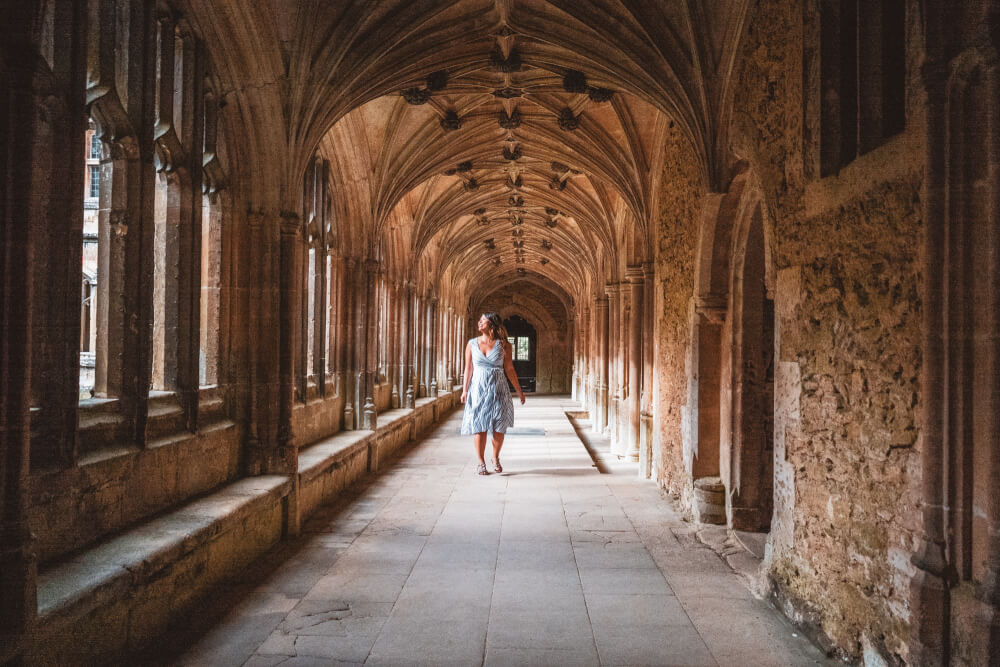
top-left (24, 0), bottom-right (88, 470)
top-left (412, 294), bottom-right (422, 397)
top-left (626, 267), bottom-right (643, 462)
top-left (595, 294), bottom-right (610, 433)
top-left (640, 262), bottom-right (655, 478)
top-left (334, 257), bottom-right (348, 400)
top-left (445, 306), bottom-right (455, 387)
top-left (277, 212), bottom-right (300, 458)
top-left (390, 282), bottom-right (401, 408)
top-left (429, 296), bottom-right (439, 397)
top-left (1, 7), bottom-right (46, 657)
top-left (606, 284), bottom-right (620, 443)
top-left (342, 258), bottom-right (355, 430)
top-left (405, 283), bottom-right (416, 408)
top-left (361, 259), bottom-right (378, 430)
top-left (571, 309), bottom-right (580, 401)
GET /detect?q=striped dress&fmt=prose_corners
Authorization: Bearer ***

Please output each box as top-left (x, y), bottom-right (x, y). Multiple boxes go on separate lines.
top-left (461, 337), bottom-right (515, 435)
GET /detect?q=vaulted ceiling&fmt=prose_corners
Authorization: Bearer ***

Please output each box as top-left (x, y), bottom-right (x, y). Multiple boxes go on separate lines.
top-left (180, 0), bottom-right (751, 309)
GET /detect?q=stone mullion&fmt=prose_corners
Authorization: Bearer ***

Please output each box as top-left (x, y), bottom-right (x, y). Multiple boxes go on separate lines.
top-left (415, 295), bottom-right (425, 397)
top-left (450, 314), bottom-right (459, 390)
top-left (175, 32), bottom-right (204, 430)
top-left (326, 253), bottom-right (339, 386)
top-left (361, 260), bottom-right (378, 429)
top-left (129, 0), bottom-right (159, 446)
top-left (429, 297), bottom-right (439, 397)
top-left (342, 259), bottom-right (356, 430)
top-left (352, 260), bottom-right (367, 424)
top-left (389, 282), bottom-right (400, 408)
top-left (403, 283), bottom-right (415, 408)
top-left (333, 256), bottom-right (345, 391)
top-left (312, 240), bottom-right (326, 389)
top-left (215, 199), bottom-right (236, 397)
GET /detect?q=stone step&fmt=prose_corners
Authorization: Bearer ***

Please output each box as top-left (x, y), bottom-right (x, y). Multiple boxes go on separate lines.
top-left (32, 475), bottom-right (293, 664)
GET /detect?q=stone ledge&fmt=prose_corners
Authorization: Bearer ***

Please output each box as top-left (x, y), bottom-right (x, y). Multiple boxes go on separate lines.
top-left (296, 392), bottom-right (458, 518)
top-left (33, 475), bottom-right (291, 663)
top-left (297, 429), bottom-right (373, 484)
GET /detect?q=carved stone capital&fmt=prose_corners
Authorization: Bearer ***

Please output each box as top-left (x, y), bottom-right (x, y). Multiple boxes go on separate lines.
top-left (279, 211), bottom-right (300, 235)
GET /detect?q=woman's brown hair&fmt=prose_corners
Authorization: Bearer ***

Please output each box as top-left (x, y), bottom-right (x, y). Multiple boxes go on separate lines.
top-left (481, 312), bottom-right (508, 341)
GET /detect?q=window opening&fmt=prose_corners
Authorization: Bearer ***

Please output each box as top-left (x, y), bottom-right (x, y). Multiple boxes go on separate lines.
top-left (80, 120), bottom-right (101, 398)
top-left (819, 0), bottom-right (905, 175)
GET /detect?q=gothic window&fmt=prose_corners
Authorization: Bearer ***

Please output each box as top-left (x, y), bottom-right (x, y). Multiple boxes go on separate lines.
top-left (90, 134), bottom-right (101, 159)
top-left (820, 0), bottom-right (906, 176)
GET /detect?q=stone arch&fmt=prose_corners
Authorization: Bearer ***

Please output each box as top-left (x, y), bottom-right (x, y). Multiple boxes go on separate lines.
top-left (494, 297), bottom-right (571, 395)
top-left (723, 179), bottom-right (776, 533)
top-left (683, 169), bottom-right (751, 523)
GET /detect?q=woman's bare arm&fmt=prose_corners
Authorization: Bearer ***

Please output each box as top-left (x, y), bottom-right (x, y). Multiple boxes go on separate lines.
top-left (461, 342), bottom-right (473, 402)
top-left (503, 341), bottom-right (526, 404)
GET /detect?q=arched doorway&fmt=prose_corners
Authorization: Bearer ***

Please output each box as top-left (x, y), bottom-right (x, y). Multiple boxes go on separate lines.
top-left (504, 315), bottom-right (537, 393)
top-left (729, 206), bottom-right (775, 532)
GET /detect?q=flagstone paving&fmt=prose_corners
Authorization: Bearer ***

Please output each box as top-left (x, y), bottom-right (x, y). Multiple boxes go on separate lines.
top-left (169, 396), bottom-right (832, 666)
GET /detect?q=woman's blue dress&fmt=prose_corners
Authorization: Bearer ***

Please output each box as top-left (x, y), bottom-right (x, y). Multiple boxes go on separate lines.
top-left (461, 337), bottom-right (515, 435)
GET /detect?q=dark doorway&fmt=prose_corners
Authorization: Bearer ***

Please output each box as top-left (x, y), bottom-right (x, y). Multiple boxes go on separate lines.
top-left (503, 315), bottom-right (536, 393)
top-left (731, 208), bottom-right (775, 532)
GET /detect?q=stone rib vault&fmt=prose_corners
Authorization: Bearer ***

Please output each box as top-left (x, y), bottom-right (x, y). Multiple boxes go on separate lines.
top-left (2, 1), bottom-right (998, 665)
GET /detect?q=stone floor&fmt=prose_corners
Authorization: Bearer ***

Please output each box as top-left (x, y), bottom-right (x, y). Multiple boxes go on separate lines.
top-left (166, 397), bottom-right (832, 666)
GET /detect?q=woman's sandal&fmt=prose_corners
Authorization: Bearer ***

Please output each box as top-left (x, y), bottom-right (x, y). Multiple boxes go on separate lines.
top-left (476, 463), bottom-right (489, 476)
top-left (492, 458), bottom-right (502, 473)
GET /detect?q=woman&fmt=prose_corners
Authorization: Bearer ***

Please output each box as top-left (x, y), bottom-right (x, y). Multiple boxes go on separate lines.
top-left (461, 313), bottom-right (526, 475)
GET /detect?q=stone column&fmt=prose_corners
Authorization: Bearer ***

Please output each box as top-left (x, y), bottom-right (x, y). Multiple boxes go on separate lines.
top-left (1, 7), bottom-right (47, 656)
top-left (342, 258), bottom-right (355, 430)
top-left (172, 27), bottom-right (204, 430)
top-left (610, 283), bottom-right (627, 457)
top-left (390, 282), bottom-right (401, 408)
top-left (606, 284), bottom-right (620, 443)
top-left (413, 292), bottom-right (427, 398)
top-left (445, 306), bottom-right (455, 387)
top-left (571, 309), bottom-right (580, 401)
top-left (595, 294), bottom-right (610, 433)
top-left (405, 284), bottom-right (417, 407)
top-left (640, 263), bottom-right (655, 477)
top-left (277, 212), bottom-right (300, 457)
top-left (334, 257), bottom-right (347, 399)
top-left (25, 0), bottom-right (88, 469)
top-left (626, 267), bottom-right (643, 462)
top-left (361, 259), bottom-right (378, 430)
top-left (429, 296), bottom-right (439, 397)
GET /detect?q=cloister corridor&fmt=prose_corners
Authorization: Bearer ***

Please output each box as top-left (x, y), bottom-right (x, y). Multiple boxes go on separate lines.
top-left (5, 1), bottom-right (999, 664)
top-left (166, 398), bottom-right (828, 667)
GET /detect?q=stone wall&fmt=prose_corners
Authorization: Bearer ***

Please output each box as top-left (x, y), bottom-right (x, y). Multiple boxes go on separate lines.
top-left (651, 124), bottom-right (707, 501)
top-left (724, 0), bottom-right (925, 661)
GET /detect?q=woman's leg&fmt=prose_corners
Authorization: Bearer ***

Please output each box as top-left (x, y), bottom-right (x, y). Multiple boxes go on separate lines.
top-left (474, 432), bottom-right (488, 465)
top-left (491, 432), bottom-right (505, 466)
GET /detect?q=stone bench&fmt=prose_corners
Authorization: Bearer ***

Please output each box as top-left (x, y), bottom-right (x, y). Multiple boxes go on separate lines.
top-left (33, 475), bottom-right (292, 664)
top-left (297, 392), bottom-right (459, 519)
top-left (30, 390), bottom-right (459, 664)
